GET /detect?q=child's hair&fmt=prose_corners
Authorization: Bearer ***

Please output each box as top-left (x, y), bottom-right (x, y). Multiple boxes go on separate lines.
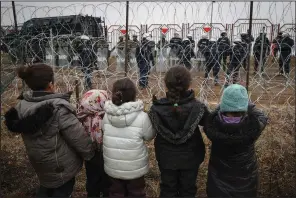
top-left (112, 78), bottom-right (137, 106)
top-left (17, 64), bottom-right (54, 91)
top-left (164, 66), bottom-right (192, 104)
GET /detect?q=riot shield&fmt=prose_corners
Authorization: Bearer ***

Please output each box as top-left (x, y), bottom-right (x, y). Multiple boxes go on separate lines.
top-left (156, 45), bottom-right (170, 72)
top-left (116, 41), bottom-right (125, 72)
top-left (96, 39), bottom-right (109, 70)
top-left (45, 42), bottom-right (53, 66)
top-left (58, 47), bottom-right (69, 66)
top-left (128, 40), bottom-right (139, 72)
top-left (169, 47), bottom-right (180, 67)
top-left (193, 50), bottom-right (206, 72)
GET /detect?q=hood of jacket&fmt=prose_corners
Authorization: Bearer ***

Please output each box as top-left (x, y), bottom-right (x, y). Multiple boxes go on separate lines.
top-left (149, 90), bottom-right (206, 145)
top-left (104, 100), bottom-right (144, 128)
top-left (204, 104), bottom-right (268, 145)
top-left (5, 91), bottom-right (74, 134)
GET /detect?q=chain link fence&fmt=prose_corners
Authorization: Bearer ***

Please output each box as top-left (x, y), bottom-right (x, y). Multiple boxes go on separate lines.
top-left (1, 1), bottom-right (295, 197)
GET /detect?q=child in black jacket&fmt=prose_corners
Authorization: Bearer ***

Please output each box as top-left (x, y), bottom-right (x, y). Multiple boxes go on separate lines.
top-left (149, 66), bottom-right (209, 197)
top-left (204, 84), bottom-right (268, 197)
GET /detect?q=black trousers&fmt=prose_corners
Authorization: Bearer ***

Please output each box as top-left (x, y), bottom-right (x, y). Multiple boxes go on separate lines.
top-left (36, 178), bottom-right (75, 197)
top-left (279, 52), bottom-right (291, 74)
top-left (82, 65), bottom-right (93, 90)
top-left (205, 62), bottom-right (220, 80)
top-left (219, 52), bottom-right (228, 70)
top-left (85, 150), bottom-right (110, 198)
top-left (226, 62), bottom-right (241, 84)
top-left (159, 166), bottom-right (199, 197)
top-left (254, 52), bottom-right (267, 72)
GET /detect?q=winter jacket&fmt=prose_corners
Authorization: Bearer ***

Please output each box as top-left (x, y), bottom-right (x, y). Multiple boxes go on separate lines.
top-left (272, 35), bottom-right (283, 50)
top-left (198, 38), bottom-right (210, 56)
top-left (208, 41), bottom-right (219, 66)
top-left (4, 91), bottom-right (95, 188)
top-left (169, 37), bottom-right (183, 56)
top-left (180, 40), bottom-right (195, 63)
top-left (102, 100), bottom-right (155, 180)
top-left (280, 37), bottom-right (294, 54)
top-left (188, 38), bottom-right (196, 48)
top-left (149, 90), bottom-right (208, 170)
top-left (253, 36), bottom-right (270, 55)
top-left (80, 44), bottom-right (96, 68)
top-left (136, 40), bottom-right (153, 65)
top-left (217, 36), bottom-right (231, 53)
top-left (241, 34), bottom-right (254, 44)
top-left (229, 42), bottom-right (247, 65)
top-left (204, 104), bottom-right (268, 197)
top-left (157, 39), bottom-right (169, 49)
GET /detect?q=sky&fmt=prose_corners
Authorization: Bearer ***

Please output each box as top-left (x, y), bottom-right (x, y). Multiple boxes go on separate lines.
top-left (1, 1), bottom-right (295, 45)
top-left (2, 1), bottom-right (295, 26)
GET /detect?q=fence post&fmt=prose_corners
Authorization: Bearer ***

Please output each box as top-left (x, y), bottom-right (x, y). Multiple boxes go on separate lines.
top-left (124, 1), bottom-right (129, 77)
top-left (258, 26), bottom-right (266, 76)
top-left (246, 1), bottom-right (254, 92)
top-left (209, 1), bottom-right (215, 39)
top-left (12, 1), bottom-right (26, 91)
top-left (294, 2), bottom-right (296, 178)
top-left (12, 2), bottom-right (18, 33)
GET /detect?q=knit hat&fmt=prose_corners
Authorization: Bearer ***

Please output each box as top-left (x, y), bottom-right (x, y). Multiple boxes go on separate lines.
top-left (220, 84), bottom-right (249, 112)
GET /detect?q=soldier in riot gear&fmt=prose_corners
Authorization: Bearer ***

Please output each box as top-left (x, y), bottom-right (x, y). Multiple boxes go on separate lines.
top-left (253, 32), bottom-right (270, 74)
top-left (204, 38), bottom-right (220, 86)
top-left (187, 33), bottom-right (195, 48)
top-left (279, 33), bottom-right (294, 75)
top-left (272, 32), bottom-right (283, 58)
top-left (109, 36), bottom-right (125, 56)
top-left (79, 35), bottom-right (96, 90)
top-left (118, 36), bottom-right (124, 50)
top-left (157, 34), bottom-right (169, 49)
top-left (132, 35), bottom-right (140, 45)
top-left (198, 34), bottom-right (210, 56)
top-left (187, 34), bottom-right (196, 59)
top-left (136, 33), bottom-right (153, 89)
top-left (146, 35), bottom-right (156, 67)
top-left (217, 31), bottom-right (231, 71)
top-left (241, 29), bottom-right (254, 70)
top-left (169, 33), bottom-right (183, 64)
top-left (179, 38), bottom-right (195, 70)
top-left (197, 34), bottom-right (210, 70)
top-left (225, 37), bottom-right (247, 86)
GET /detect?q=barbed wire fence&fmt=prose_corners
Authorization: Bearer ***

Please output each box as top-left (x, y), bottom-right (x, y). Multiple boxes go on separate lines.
top-left (1, 1), bottom-right (296, 197)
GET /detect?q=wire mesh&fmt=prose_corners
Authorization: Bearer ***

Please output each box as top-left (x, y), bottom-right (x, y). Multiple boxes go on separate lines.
top-left (1, 1), bottom-right (295, 197)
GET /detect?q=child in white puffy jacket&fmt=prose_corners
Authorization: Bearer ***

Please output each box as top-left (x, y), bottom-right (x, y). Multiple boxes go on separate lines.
top-left (102, 78), bottom-right (155, 198)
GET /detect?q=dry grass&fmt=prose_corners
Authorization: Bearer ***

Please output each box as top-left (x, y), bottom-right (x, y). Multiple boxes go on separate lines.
top-left (1, 56), bottom-right (295, 197)
top-left (1, 107), bottom-right (295, 197)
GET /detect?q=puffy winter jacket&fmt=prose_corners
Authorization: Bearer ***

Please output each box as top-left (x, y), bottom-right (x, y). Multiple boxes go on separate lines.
top-left (4, 91), bottom-right (95, 188)
top-left (198, 38), bottom-right (210, 55)
top-left (229, 42), bottom-right (247, 65)
top-left (149, 90), bottom-right (208, 170)
top-left (217, 36), bottom-right (231, 53)
top-left (280, 37), bottom-right (294, 53)
top-left (204, 104), bottom-right (268, 197)
top-left (102, 100), bottom-right (155, 180)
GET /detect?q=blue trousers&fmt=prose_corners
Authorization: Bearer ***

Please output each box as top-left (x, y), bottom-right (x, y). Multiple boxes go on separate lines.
top-left (138, 62), bottom-right (150, 88)
top-left (82, 66), bottom-right (92, 90)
